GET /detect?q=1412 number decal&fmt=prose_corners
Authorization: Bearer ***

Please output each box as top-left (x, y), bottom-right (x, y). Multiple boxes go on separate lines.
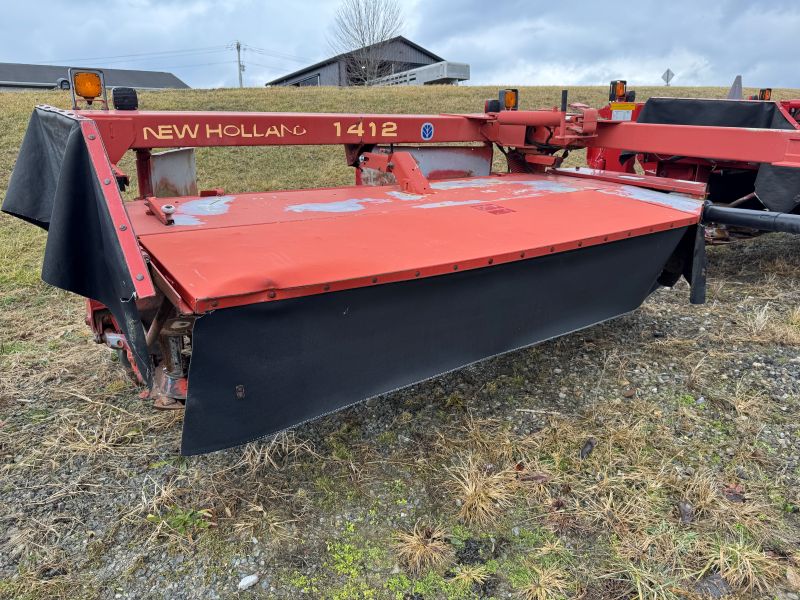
top-left (333, 121), bottom-right (397, 137)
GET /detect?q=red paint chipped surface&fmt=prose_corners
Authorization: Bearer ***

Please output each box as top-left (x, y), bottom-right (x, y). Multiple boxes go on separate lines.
top-left (129, 172), bottom-right (702, 313)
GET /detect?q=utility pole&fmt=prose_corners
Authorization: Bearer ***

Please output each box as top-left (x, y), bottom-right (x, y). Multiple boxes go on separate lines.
top-left (235, 41), bottom-right (244, 88)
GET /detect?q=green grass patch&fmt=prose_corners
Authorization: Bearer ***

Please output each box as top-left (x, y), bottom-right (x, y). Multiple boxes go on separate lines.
top-left (146, 506), bottom-right (213, 538)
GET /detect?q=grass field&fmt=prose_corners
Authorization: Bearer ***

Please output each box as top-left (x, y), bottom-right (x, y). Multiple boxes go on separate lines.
top-left (2, 85), bottom-right (800, 599)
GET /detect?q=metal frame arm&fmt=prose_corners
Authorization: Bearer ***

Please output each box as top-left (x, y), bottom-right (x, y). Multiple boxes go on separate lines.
top-left (589, 121), bottom-right (800, 168)
top-left (73, 105), bottom-right (800, 173)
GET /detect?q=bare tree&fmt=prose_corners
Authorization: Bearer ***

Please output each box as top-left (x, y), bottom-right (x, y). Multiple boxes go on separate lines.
top-left (329, 0), bottom-right (403, 85)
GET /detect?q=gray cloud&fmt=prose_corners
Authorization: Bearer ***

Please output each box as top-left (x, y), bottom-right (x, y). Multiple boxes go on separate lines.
top-left (416, 0), bottom-right (800, 87)
top-left (1, 0), bottom-right (797, 88)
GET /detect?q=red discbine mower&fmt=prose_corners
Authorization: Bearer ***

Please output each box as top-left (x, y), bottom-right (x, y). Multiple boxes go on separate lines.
top-left (4, 70), bottom-right (800, 454)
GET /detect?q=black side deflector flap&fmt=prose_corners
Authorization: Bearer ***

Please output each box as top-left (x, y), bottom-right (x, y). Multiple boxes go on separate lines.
top-left (2, 107), bottom-right (152, 382)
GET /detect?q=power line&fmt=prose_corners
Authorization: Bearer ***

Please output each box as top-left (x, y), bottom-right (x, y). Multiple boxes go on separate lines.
top-left (37, 43), bottom-right (310, 67)
top-left (32, 45), bottom-right (231, 65)
top-left (65, 49), bottom-right (232, 68)
top-left (245, 61), bottom-right (295, 72)
top-left (149, 60), bottom-right (238, 70)
top-left (242, 44), bottom-right (311, 63)
top-left (29, 41), bottom-right (306, 86)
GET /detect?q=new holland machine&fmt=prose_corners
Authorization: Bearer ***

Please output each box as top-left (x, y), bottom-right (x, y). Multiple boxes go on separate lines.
top-left (3, 70), bottom-right (800, 454)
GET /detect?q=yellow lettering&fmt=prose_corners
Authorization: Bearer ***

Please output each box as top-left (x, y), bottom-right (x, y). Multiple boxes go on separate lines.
top-left (382, 122), bottom-right (398, 137)
top-left (157, 125), bottom-right (174, 140)
top-left (145, 121), bottom-right (309, 141)
top-left (347, 122), bottom-right (364, 136)
top-left (174, 124), bottom-right (199, 139)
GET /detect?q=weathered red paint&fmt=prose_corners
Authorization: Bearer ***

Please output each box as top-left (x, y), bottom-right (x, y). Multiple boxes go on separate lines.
top-left (62, 100), bottom-right (799, 320)
top-left (590, 121), bottom-right (800, 167)
top-left (128, 173), bottom-right (701, 313)
top-left (586, 102), bottom-right (644, 171)
top-left (79, 118), bottom-right (156, 299)
top-left (82, 111), bottom-right (487, 162)
top-left (76, 105), bottom-right (800, 168)
top-left (587, 98), bottom-right (800, 180)
top-left (553, 167), bottom-right (707, 196)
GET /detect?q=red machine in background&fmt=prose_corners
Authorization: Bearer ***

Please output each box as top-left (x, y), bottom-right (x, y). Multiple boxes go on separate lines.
top-left (3, 69), bottom-right (800, 454)
top-left (587, 80), bottom-right (800, 239)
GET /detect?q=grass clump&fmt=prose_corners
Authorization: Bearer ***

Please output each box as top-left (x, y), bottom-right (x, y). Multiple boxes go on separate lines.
top-left (394, 521), bottom-right (453, 576)
top-left (609, 559), bottom-right (685, 600)
top-left (513, 564), bottom-right (573, 600)
top-left (697, 533), bottom-right (781, 593)
top-left (448, 453), bottom-right (516, 526)
top-left (451, 562), bottom-right (491, 586)
top-left (502, 539), bottom-right (575, 600)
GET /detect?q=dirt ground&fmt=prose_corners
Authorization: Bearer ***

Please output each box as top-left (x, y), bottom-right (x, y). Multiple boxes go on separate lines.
top-left (2, 86), bottom-right (800, 599)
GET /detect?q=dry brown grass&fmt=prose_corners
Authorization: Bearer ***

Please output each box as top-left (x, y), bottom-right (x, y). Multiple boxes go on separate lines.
top-left (236, 431), bottom-right (317, 475)
top-left (705, 295), bottom-right (800, 347)
top-left (680, 469), bottom-right (721, 519)
top-left (451, 563), bottom-right (491, 587)
top-left (447, 453), bottom-right (517, 526)
top-left (231, 501), bottom-right (297, 542)
top-left (665, 457), bottom-right (782, 551)
top-left (606, 560), bottom-right (685, 600)
top-left (516, 564), bottom-right (573, 600)
top-left (614, 522), bottom-right (700, 577)
top-left (697, 534), bottom-right (782, 593)
top-left (3, 85), bottom-right (800, 598)
top-left (5, 401), bottom-right (179, 472)
top-left (393, 521), bottom-right (453, 576)
top-left (582, 475), bottom-right (671, 545)
top-left (718, 380), bottom-right (766, 418)
top-left (458, 414), bottom-right (519, 465)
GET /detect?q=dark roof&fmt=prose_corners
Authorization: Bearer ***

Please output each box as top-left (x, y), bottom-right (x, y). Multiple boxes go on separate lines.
top-left (0, 63), bottom-right (190, 89)
top-left (266, 36), bottom-right (444, 85)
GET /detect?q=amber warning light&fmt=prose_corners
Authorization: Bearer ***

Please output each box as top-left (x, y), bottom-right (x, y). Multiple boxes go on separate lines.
top-left (68, 68), bottom-right (108, 109)
top-left (609, 80), bottom-right (627, 101)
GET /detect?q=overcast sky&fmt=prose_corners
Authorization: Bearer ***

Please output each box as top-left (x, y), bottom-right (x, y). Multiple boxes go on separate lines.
top-left (2, 0), bottom-right (798, 88)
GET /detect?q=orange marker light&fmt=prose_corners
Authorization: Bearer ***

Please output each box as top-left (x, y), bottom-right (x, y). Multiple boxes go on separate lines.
top-left (608, 80), bottom-right (628, 101)
top-left (73, 71), bottom-right (103, 100)
top-left (498, 89), bottom-right (519, 111)
top-left (503, 90), bottom-right (517, 110)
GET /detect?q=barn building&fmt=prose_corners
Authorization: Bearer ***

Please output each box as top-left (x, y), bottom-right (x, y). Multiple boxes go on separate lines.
top-left (0, 63), bottom-right (189, 91)
top-left (266, 36), bottom-right (469, 87)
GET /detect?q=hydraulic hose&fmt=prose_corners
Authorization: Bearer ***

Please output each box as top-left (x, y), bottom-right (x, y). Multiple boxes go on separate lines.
top-left (702, 204), bottom-right (800, 234)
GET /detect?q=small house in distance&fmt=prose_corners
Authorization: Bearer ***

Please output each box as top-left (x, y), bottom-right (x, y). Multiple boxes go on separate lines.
top-left (0, 63), bottom-right (189, 91)
top-left (266, 36), bottom-right (469, 87)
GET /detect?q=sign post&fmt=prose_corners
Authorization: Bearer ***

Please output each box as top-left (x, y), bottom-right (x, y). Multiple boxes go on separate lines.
top-left (662, 68), bottom-right (675, 86)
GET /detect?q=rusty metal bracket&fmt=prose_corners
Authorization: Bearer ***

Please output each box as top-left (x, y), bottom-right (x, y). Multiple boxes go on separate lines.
top-left (144, 197), bottom-right (176, 226)
top-left (359, 151), bottom-right (431, 194)
top-left (102, 331), bottom-right (126, 349)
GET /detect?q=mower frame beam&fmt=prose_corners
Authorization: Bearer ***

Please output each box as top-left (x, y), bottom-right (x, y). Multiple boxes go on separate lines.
top-left (590, 121), bottom-right (800, 168)
top-left (76, 108), bottom-right (800, 177)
